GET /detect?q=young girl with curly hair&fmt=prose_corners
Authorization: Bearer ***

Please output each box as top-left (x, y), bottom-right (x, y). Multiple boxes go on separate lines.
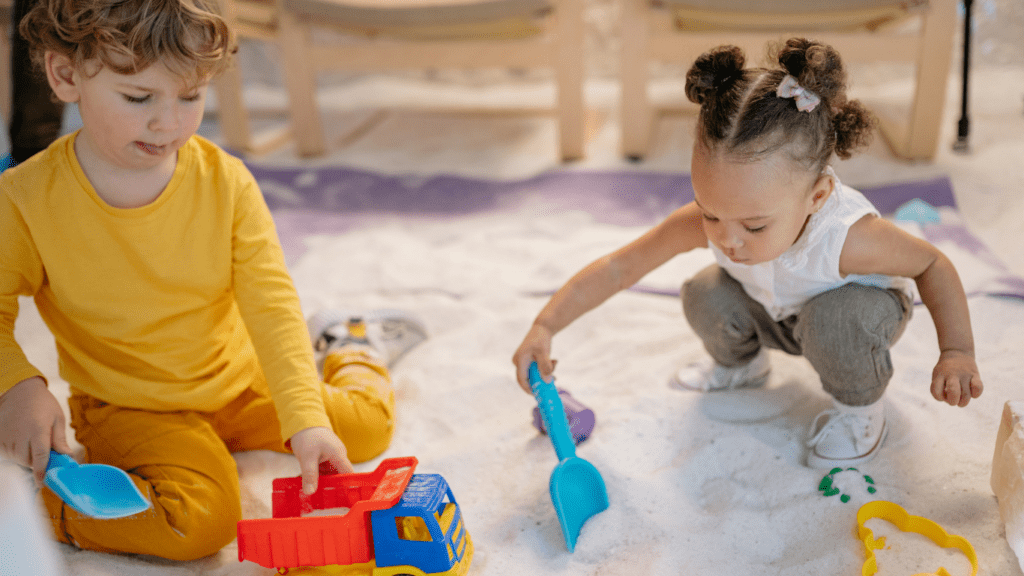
top-left (513, 38), bottom-right (982, 468)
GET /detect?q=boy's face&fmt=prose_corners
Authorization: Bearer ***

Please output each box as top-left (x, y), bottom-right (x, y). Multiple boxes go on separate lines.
top-left (47, 53), bottom-right (208, 175)
top-left (691, 143), bottom-right (832, 265)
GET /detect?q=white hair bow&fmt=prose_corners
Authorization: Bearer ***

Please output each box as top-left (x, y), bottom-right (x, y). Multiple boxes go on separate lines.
top-left (776, 75), bottom-right (820, 112)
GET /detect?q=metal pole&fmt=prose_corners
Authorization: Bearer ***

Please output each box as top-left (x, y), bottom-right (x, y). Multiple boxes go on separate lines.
top-left (953, 0), bottom-right (973, 152)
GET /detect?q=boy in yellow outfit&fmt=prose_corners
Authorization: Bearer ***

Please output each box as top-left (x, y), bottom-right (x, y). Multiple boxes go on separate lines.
top-left (0, 0), bottom-right (426, 561)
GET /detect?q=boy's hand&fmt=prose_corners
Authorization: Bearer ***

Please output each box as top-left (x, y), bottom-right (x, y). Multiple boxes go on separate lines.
top-left (512, 324), bottom-right (556, 393)
top-left (289, 426), bottom-right (355, 495)
top-left (931, 350), bottom-right (983, 407)
top-left (0, 376), bottom-right (72, 485)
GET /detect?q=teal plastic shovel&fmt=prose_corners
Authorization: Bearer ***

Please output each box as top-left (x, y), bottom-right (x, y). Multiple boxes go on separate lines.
top-left (529, 363), bottom-right (609, 552)
top-left (45, 451), bottom-right (150, 519)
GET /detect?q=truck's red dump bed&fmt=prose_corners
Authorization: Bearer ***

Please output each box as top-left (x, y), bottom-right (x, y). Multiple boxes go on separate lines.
top-left (237, 456), bottom-right (418, 569)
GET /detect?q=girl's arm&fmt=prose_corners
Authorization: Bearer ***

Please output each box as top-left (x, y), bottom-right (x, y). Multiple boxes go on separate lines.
top-left (512, 202), bottom-right (708, 391)
top-left (839, 215), bottom-right (982, 407)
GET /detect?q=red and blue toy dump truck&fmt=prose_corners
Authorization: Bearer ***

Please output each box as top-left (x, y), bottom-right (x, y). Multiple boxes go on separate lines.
top-left (237, 456), bottom-right (473, 575)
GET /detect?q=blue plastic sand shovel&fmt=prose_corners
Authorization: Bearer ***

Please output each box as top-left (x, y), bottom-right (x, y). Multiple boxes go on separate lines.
top-left (529, 363), bottom-right (609, 552)
top-left (45, 451), bottom-right (150, 519)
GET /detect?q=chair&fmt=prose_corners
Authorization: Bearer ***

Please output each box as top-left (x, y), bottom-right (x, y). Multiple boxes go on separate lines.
top-left (619, 0), bottom-right (959, 161)
top-left (214, 0), bottom-right (587, 160)
top-left (212, 0), bottom-right (293, 154)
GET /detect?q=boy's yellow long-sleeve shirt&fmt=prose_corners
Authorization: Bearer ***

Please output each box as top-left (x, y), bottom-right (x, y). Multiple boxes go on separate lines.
top-left (0, 133), bottom-right (329, 441)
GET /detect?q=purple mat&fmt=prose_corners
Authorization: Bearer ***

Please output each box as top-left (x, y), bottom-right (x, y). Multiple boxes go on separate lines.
top-left (247, 162), bottom-right (958, 263)
top-left (252, 164), bottom-right (956, 221)
top-left (247, 162), bottom-right (1023, 301)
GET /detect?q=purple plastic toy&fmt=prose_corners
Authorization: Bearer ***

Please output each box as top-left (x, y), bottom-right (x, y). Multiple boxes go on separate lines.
top-left (532, 388), bottom-right (595, 445)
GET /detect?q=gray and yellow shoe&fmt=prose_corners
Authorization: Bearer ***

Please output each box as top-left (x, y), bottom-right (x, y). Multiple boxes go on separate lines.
top-left (306, 309), bottom-right (428, 370)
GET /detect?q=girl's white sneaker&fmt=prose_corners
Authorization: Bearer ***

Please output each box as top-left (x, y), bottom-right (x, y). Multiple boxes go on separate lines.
top-left (806, 398), bottom-right (888, 469)
top-left (670, 348), bottom-right (771, 392)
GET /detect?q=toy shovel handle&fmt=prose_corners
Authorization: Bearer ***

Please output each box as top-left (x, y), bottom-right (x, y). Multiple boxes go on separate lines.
top-left (529, 362), bottom-right (576, 462)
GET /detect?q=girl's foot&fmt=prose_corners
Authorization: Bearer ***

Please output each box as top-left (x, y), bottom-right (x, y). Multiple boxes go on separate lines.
top-left (806, 398), bottom-right (887, 468)
top-left (670, 348), bottom-right (770, 392)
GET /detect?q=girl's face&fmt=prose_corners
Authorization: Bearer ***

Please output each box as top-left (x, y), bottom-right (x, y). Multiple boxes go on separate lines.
top-left (48, 53), bottom-right (207, 177)
top-left (691, 143), bottom-right (832, 265)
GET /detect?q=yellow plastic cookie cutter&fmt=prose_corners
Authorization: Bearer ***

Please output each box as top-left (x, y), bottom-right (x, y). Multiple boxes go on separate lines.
top-left (856, 501), bottom-right (978, 576)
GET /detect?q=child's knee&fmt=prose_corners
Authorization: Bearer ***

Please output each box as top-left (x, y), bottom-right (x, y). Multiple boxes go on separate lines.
top-left (681, 265), bottom-right (724, 309)
top-left (330, 389), bottom-right (395, 463)
top-left (158, 517), bottom-right (238, 560)
top-left (683, 267), bottom-right (758, 341)
top-left (324, 351), bottom-right (393, 399)
top-left (50, 468), bottom-right (241, 560)
top-left (683, 265), bottom-right (745, 314)
top-left (321, 348), bottom-right (396, 463)
top-left (127, 482), bottom-right (241, 561)
top-left (801, 285), bottom-right (905, 350)
top-left (345, 418), bottom-right (394, 463)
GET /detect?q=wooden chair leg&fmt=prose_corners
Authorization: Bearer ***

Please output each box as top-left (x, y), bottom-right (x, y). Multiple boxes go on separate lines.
top-left (902, 0), bottom-right (958, 160)
top-left (620, 0), bottom-right (653, 160)
top-left (278, 12), bottom-right (325, 157)
top-left (212, 63), bottom-right (253, 153)
top-left (554, 0), bottom-right (585, 161)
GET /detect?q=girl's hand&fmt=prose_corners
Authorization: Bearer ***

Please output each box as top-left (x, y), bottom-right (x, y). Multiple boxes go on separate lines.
top-left (0, 376), bottom-right (72, 485)
top-left (512, 324), bottom-right (556, 393)
top-left (289, 426), bottom-right (355, 495)
top-left (931, 350), bottom-right (983, 407)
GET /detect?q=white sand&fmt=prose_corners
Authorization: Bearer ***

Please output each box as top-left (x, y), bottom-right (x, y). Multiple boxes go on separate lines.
top-left (6, 189), bottom-right (1024, 575)
top-left (2, 24), bottom-right (1024, 576)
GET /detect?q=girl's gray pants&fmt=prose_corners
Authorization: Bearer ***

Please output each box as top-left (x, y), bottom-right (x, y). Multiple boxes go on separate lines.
top-left (682, 265), bottom-right (913, 406)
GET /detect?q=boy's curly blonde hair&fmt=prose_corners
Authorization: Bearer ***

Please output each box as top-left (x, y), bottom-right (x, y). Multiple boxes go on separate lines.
top-left (20, 0), bottom-right (235, 87)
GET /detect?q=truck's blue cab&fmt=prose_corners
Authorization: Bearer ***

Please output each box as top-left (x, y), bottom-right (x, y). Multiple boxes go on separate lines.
top-left (370, 474), bottom-right (471, 574)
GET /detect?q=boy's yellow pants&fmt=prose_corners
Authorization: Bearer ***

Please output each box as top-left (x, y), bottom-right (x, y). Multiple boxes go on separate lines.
top-left (42, 348), bottom-right (394, 561)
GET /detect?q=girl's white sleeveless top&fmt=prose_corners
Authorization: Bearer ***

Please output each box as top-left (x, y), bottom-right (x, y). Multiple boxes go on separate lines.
top-left (708, 169), bottom-right (913, 321)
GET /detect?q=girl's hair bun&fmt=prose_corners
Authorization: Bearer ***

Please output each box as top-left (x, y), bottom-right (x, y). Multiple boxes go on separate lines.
top-left (833, 100), bottom-right (876, 159)
top-left (685, 45), bottom-right (745, 105)
top-left (776, 37), bottom-right (846, 104)
top-left (690, 37), bottom-right (873, 167)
